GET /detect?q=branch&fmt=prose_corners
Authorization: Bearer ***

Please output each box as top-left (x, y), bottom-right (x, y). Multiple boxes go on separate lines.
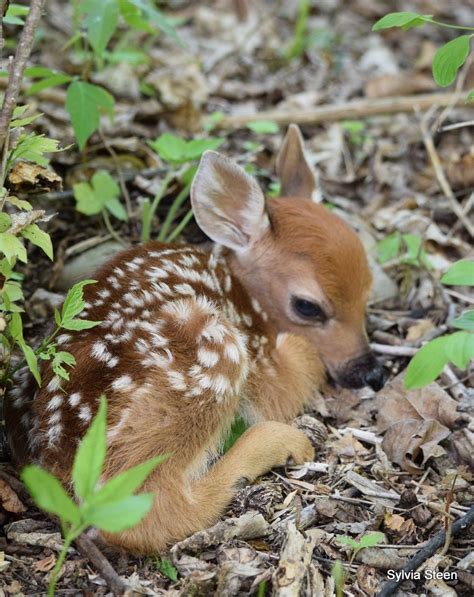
top-left (377, 505), bottom-right (474, 597)
top-left (216, 92), bottom-right (463, 128)
top-left (0, 0), bottom-right (46, 152)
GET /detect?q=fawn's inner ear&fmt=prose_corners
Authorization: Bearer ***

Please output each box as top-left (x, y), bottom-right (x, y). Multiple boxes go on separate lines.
top-left (191, 150), bottom-right (269, 252)
top-left (276, 124), bottom-right (317, 200)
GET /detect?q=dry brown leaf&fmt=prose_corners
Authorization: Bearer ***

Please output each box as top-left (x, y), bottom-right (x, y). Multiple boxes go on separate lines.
top-left (356, 565), bottom-right (379, 596)
top-left (0, 478), bottom-right (26, 513)
top-left (384, 513), bottom-right (416, 537)
top-left (376, 373), bottom-right (459, 432)
top-left (405, 319), bottom-right (435, 342)
top-left (382, 419), bottom-right (450, 474)
top-left (446, 152), bottom-right (474, 190)
top-left (8, 161), bottom-right (62, 193)
top-left (365, 72), bottom-right (436, 98)
top-left (329, 433), bottom-right (370, 458)
top-left (35, 553), bottom-right (56, 572)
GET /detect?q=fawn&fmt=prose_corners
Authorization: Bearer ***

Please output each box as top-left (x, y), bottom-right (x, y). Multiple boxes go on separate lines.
top-left (6, 125), bottom-right (386, 554)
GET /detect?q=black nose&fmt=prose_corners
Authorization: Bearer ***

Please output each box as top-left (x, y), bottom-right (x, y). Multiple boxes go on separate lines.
top-left (336, 353), bottom-right (388, 391)
top-left (363, 363), bottom-right (388, 391)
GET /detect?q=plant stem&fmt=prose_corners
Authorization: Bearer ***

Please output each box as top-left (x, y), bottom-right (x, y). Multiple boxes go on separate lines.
top-left (426, 19), bottom-right (474, 32)
top-left (142, 170), bottom-right (174, 242)
top-left (166, 208), bottom-right (193, 243)
top-left (48, 525), bottom-right (84, 597)
top-left (158, 181), bottom-right (192, 242)
top-left (102, 210), bottom-right (126, 246)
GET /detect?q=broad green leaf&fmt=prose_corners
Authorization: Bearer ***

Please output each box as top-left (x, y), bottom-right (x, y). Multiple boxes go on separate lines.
top-left (83, 0), bottom-right (119, 56)
top-left (22, 465), bottom-right (80, 525)
top-left (73, 181), bottom-right (104, 215)
top-left (25, 66), bottom-right (57, 78)
top-left (337, 536), bottom-right (359, 548)
top-left (18, 339), bottom-right (41, 385)
top-left (60, 318), bottom-right (101, 331)
top-left (377, 233), bottom-right (401, 264)
top-left (86, 493), bottom-right (154, 532)
top-left (441, 259), bottom-right (474, 286)
top-left (127, 0), bottom-right (182, 44)
top-left (92, 171), bottom-right (120, 201)
top-left (72, 396), bottom-right (107, 500)
top-left (105, 197), bottom-right (128, 221)
top-left (451, 310), bottom-right (474, 331)
top-left (0, 232), bottom-right (27, 263)
top-left (74, 171), bottom-right (125, 220)
top-left (246, 120), bottom-right (280, 134)
top-left (404, 336), bottom-right (449, 389)
top-left (445, 331), bottom-right (474, 370)
top-left (27, 74), bottom-right (73, 96)
top-left (372, 12), bottom-right (431, 31)
top-left (91, 455), bottom-right (168, 506)
top-left (156, 558), bottom-right (178, 582)
top-left (61, 279), bottom-right (97, 324)
top-left (148, 133), bottom-right (223, 164)
top-left (66, 81), bottom-right (115, 150)
top-left (433, 35), bottom-right (472, 87)
top-left (0, 213), bottom-right (12, 233)
top-left (4, 3), bottom-right (29, 25)
top-left (21, 224), bottom-right (53, 260)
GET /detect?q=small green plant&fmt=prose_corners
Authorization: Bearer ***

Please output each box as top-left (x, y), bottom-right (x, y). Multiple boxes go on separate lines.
top-left (285, 0), bottom-right (311, 60)
top-left (377, 232), bottom-right (432, 269)
top-left (155, 557), bottom-right (178, 582)
top-left (142, 133), bottom-right (224, 242)
top-left (337, 531), bottom-right (385, 564)
top-left (404, 259), bottom-right (474, 389)
top-left (22, 396), bottom-right (167, 596)
top-left (341, 120), bottom-right (367, 146)
top-left (246, 120), bottom-right (280, 135)
top-left (372, 12), bottom-right (473, 97)
top-left (331, 560), bottom-right (345, 597)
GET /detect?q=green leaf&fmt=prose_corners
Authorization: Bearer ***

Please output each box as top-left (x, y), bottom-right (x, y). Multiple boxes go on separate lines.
top-left (372, 12), bottom-right (431, 31)
top-left (377, 233), bottom-right (401, 264)
top-left (467, 90), bottom-right (474, 102)
top-left (83, 0), bottom-right (119, 56)
top-left (337, 535), bottom-right (359, 549)
top-left (18, 339), bottom-right (41, 385)
top-left (451, 310), bottom-right (474, 331)
top-left (73, 182), bottom-right (104, 215)
top-left (433, 35), bottom-right (472, 88)
top-left (6, 195), bottom-right (32, 210)
top-left (72, 396), bottom-right (107, 500)
top-left (441, 259), bottom-right (474, 286)
top-left (66, 81), bottom-right (115, 150)
top-left (359, 532), bottom-right (385, 548)
top-left (0, 213), bottom-right (12, 233)
top-left (85, 493), bottom-right (154, 532)
top-left (27, 74), bottom-right (73, 96)
top-left (8, 133), bottom-right (61, 169)
top-left (148, 133), bottom-right (223, 164)
top-left (22, 465), bottom-right (80, 525)
top-left (20, 224), bottom-right (53, 260)
top-left (0, 232), bottom-right (27, 263)
top-left (60, 318), bottom-right (101, 331)
top-left (156, 558), bottom-right (178, 582)
top-left (404, 336), bottom-right (449, 389)
top-left (246, 120), bottom-right (280, 134)
top-left (444, 331), bottom-right (474, 370)
top-left (52, 351), bottom-right (76, 381)
top-left (92, 170), bottom-right (120, 201)
top-left (91, 455), bottom-right (167, 506)
top-left (61, 279), bottom-right (97, 323)
top-left (223, 416), bottom-right (248, 452)
top-left (105, 197), bottom-right (128, 221)
top-left (74, 171), bottom-right (125, 221)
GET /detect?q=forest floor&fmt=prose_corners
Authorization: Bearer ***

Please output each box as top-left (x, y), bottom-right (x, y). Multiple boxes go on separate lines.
top-left (0, 0), bottom-right (473, 595)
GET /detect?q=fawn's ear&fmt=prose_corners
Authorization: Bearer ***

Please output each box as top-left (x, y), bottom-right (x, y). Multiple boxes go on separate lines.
top-left (276, 124), bottom-right (317, 200)
top-left (191, 151), bottom-right (269, 252)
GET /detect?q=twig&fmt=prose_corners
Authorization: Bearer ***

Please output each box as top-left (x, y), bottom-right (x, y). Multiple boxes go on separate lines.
top-left (370, 343), bottom-right (418, 357)
top-left (74, 534), bottom-right (131, 596)
top-left (0, 0), bottom-right (46, 152)
top-left (439, 120), bottom-right (474, 132)
top-left (377, 505), bottom-right (474, 597)
top-left (216, 92), bottom-right (463, 128)
top-left (419, 117), bottom-right (474, 237)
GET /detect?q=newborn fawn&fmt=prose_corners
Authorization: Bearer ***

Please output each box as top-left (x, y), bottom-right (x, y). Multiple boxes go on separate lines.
top-left (6, 125), bottom-right (385, 554)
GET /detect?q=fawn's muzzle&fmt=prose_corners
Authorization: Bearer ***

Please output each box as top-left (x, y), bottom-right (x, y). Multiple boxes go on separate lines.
top-left (336, 353), bottom-right (387, 392)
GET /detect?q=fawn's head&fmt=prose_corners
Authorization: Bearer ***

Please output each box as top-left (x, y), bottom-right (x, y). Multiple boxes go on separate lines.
top-left (191, 125), bottom-right (386, 391)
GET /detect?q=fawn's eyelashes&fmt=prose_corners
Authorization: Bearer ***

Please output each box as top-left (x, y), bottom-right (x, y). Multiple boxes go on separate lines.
top-left (291, 296), bottom-right (328, 324)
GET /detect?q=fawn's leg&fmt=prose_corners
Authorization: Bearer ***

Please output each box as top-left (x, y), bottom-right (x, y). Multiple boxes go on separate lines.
top-left (244, 332), bottom-right (326, 423)
top-left (104, 420), bottom-right (314, 554)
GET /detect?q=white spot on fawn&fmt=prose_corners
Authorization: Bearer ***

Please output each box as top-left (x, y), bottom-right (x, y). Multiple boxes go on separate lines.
top-left (69, 392), bottom-right (81, 407)
top-left (78, 404), bottom-right (92, 424)
top-left (112, 375), bottom-right (134, 392)
top-left (197, 347), bottom-right (220, 368)
top-left (167, 370), bottom-right (187, 391)
top-left (46, 376), bottom-right (61, 393)
top-left (47, 394), bottom-right (63, 411)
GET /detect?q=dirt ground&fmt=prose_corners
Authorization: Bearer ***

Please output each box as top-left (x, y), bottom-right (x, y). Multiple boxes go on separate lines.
top-left (0, 0), bottom-right (473, 595)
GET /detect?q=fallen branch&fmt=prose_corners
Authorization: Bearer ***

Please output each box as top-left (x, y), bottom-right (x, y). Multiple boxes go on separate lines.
top-left (370, 343), bottom-right (418, 357)
top-left (0, 0), bottom-right (46, 152)
top-left (217, 92), bottom-right (463, 128)
top-left (75, 534), bottom-right (131, 597)
top-left (377, 505), bottom-right (474, 597)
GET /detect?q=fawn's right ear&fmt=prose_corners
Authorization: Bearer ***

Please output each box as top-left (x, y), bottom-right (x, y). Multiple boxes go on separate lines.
top-left (276, 124), bottom-right (317, 200)
top-left (191, 151), bottom-right (269, 252)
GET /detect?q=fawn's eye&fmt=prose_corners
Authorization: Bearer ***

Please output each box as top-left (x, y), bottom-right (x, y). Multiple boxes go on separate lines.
top-left (292, 297), bottom-right (327, 322)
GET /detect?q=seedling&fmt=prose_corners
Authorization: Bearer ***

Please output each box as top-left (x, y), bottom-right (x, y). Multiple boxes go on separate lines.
top-left (331, 560), bottom-right (345, 597)
top-left (22, 396), bottom-right (167, 596)
top-left (337, 531), bottom-right (385, 563)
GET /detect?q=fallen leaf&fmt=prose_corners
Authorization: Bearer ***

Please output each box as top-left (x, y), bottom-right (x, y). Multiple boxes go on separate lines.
top-left (405, 319), bottom-right (435, 342)
top-left (384, 513), bottom-right (416, 537)
top-left (376, 373), bottom-right (459, 432)
top-left (8, 161), bottom-right (62, 193)
top-left (0, 478), bottom-right (26, 513)
top-left (0, 551), bottom-right (10, 573)
top-left (356, 565), bottom-right (379, 596)
top-left (382, 419), bottom-right (450, 474)
top-left (365, 72), bottom-right (436, 98)
top-left (329, 433), bottom-right (370, 458)
top-left (35, 553), bottom-right (56, 572)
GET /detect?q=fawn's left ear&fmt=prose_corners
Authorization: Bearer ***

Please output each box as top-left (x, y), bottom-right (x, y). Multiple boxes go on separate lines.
top-left (276, 124), bottom-right (317, 200)
top-left (191, 151), bottom-right (269, 252)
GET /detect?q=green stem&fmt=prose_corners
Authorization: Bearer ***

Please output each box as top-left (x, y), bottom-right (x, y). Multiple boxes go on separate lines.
top-left (158, 181), bottom-right (192, 242)
top-left (48, 525), bottom-right (85, 597)
top-left (142, 170), bottom-right (175, 242)
top-left (426, 19), bottom-right (474, 31)
top-left (165, 208), bottom-right (193, 243)
top-left (102, 210), bottom-right (126, 247)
